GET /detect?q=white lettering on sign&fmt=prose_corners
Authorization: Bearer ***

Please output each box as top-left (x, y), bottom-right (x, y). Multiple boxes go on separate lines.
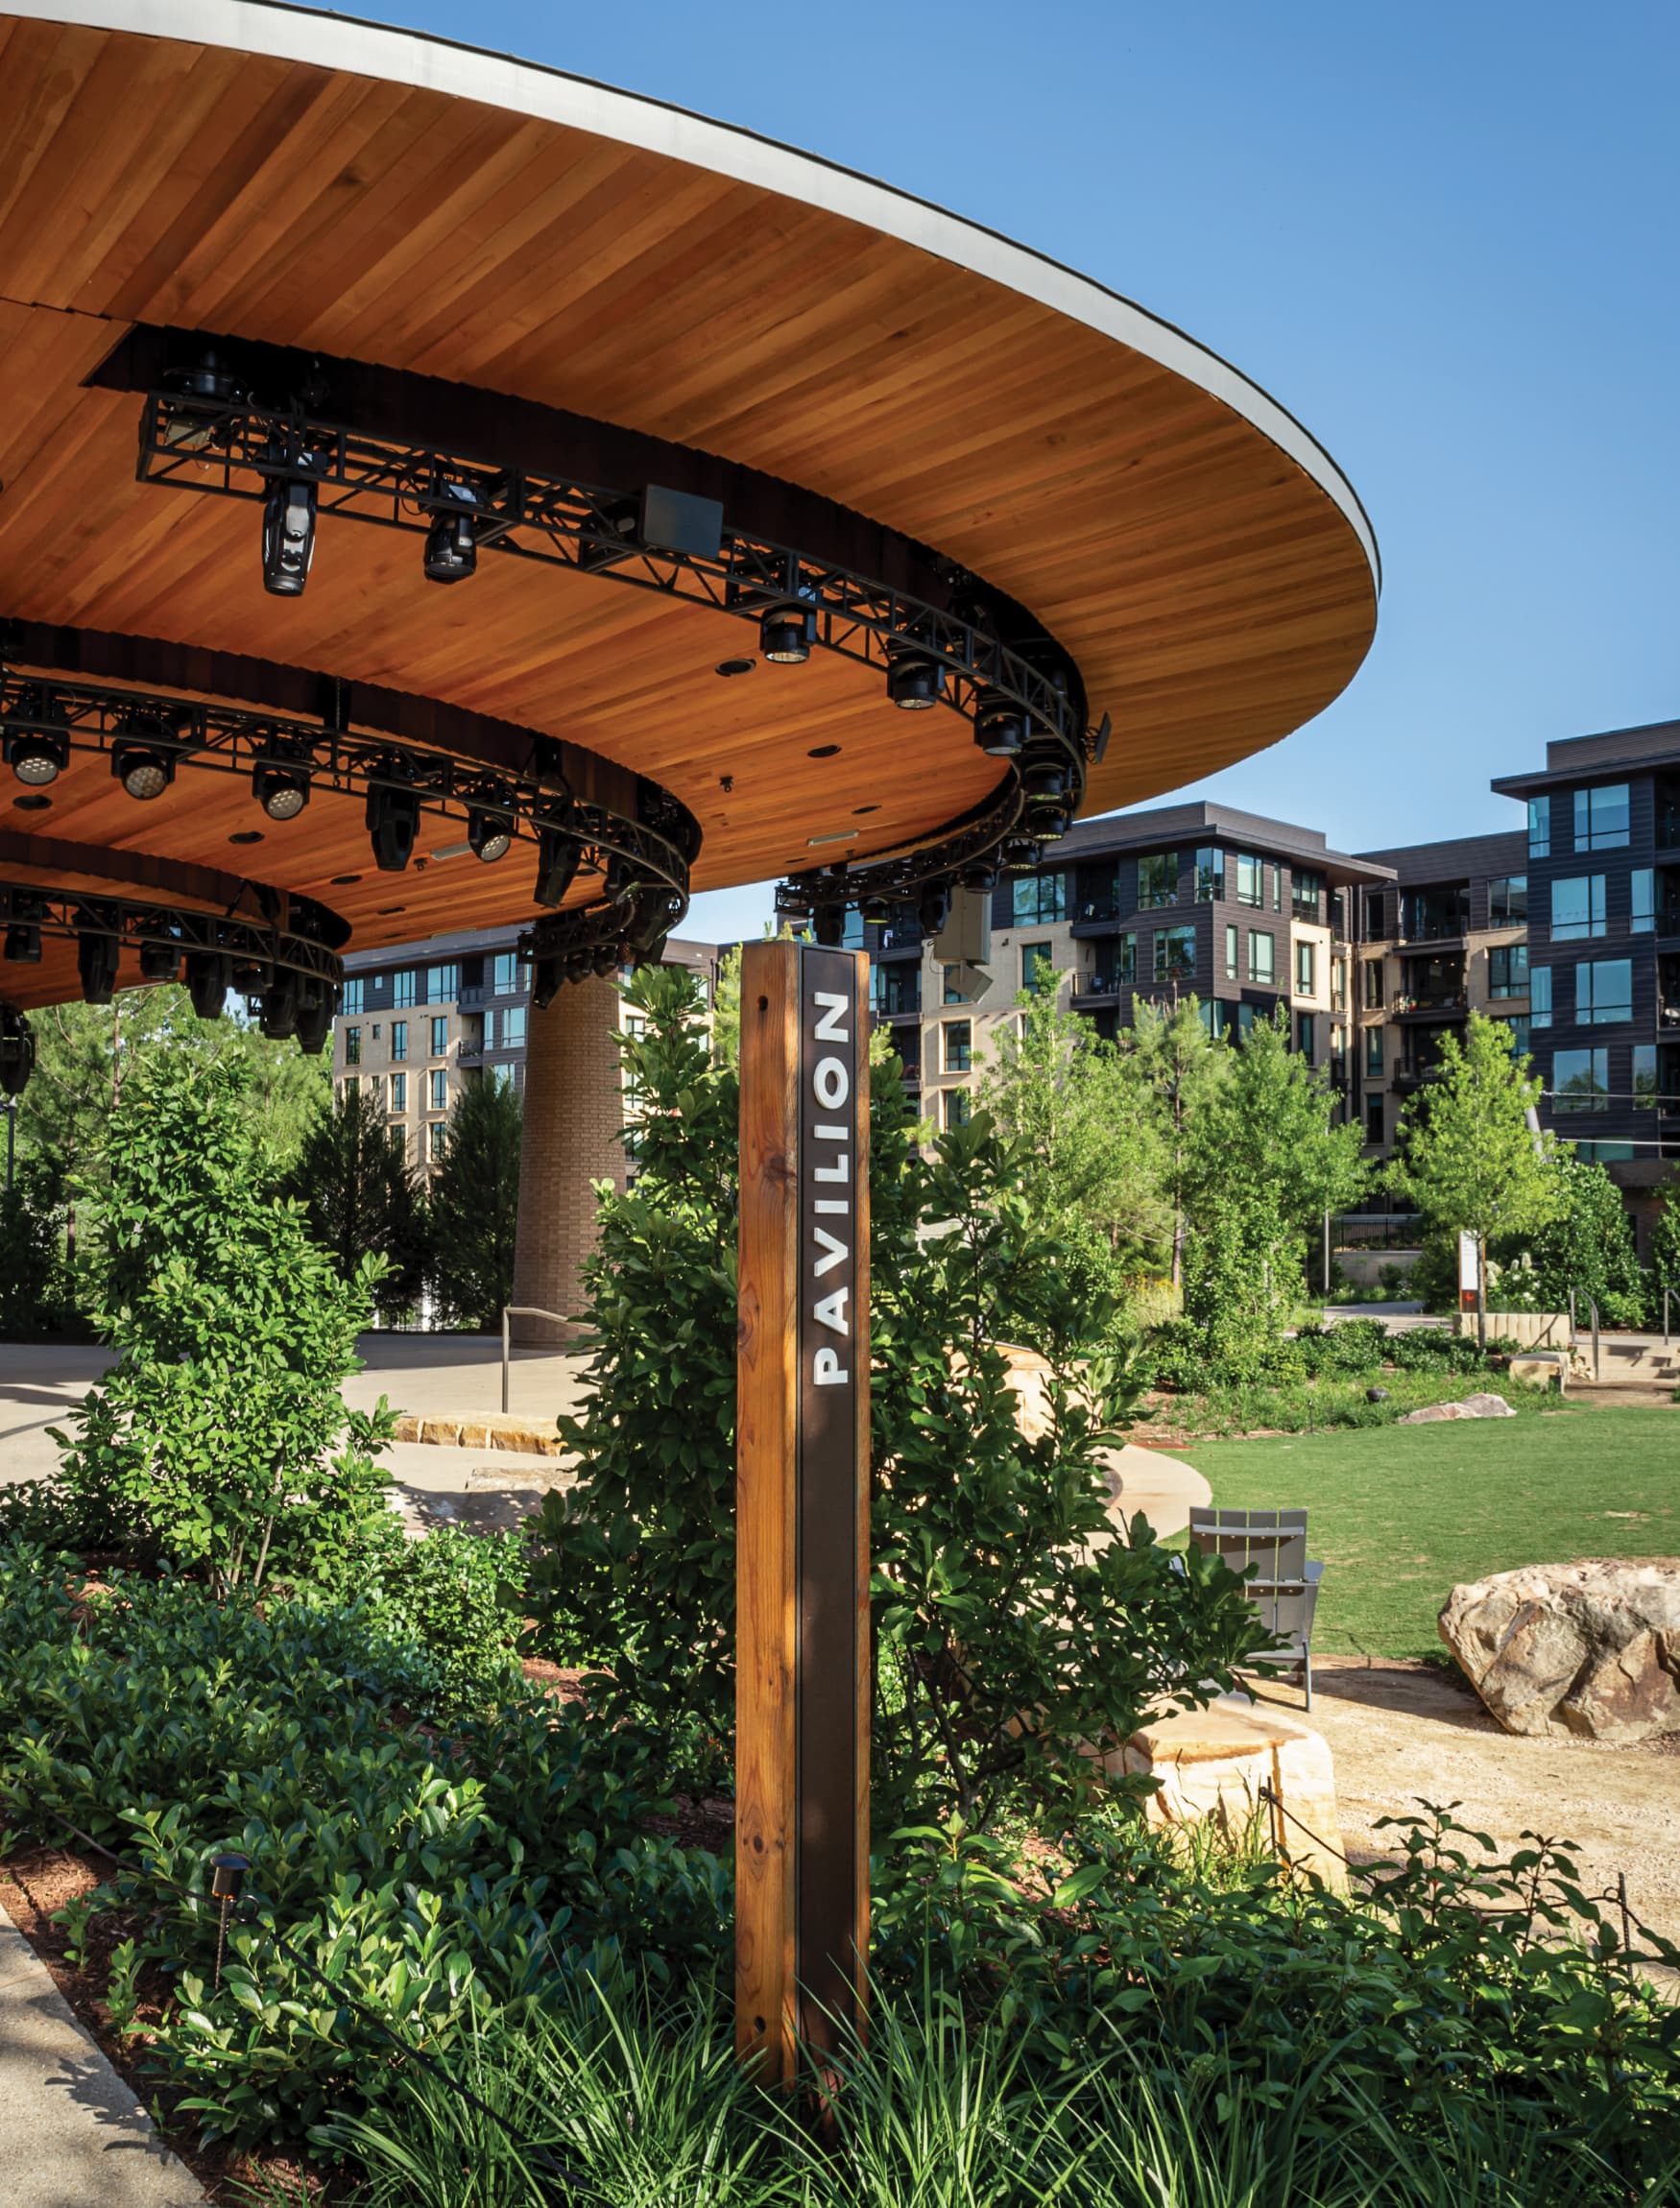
top-left (813, 1227), bottom-right (848, 1276)
top-left (813, 1345), bottom-right (848, 1386)
top-left (812, 992), bottom-right (851, 1041)
top-left (813, 1056), bottom-right (849, 1111)
top-left (814, 1284), bottom-right (850, 1335)
top-left (807, 978), bottom-right (854, 1386)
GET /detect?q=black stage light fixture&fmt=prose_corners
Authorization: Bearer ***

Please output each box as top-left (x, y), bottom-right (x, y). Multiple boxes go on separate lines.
top-left (859, 895), bottom-right (893, 925)
top-left (917, 879), bottom-right (952, 937)
top-left (366, 781), bottom-right (421, 873)
top-left (259, 969), bottom-right (300, 1041)
top-left (468, 799), bottom-right (516, 864)
top-left (1035, 806), bottom-right (1071, 842)
top-left (4, 923), bottom-right (42, 963)
top-left (534, 821), bottom-right (583, 908)
top-left (159, 355), bottom-right (242, 452)
top-left (759, 607), bottom-right (814, 664)
top-left (1021, 757), bottom-right (1067, 803)
top-left (1000, 835), bottom-right (1043, 869)
top-left (592, 943), bottom-right (621, 977)
top-left (973, 697), bottom-right (1026, 758)
top-left (813, 905), bottom-right (845, 948)
top-left (76, 924), bottom-right (121, 1005)
top-left (532, 955), bottom-right (562, 1010)
top-left (959, 861), bottom-right (998, 895)
top-left (3, 712), bottom-right (70, 787)
top-left (0, 1004), bottom-right (35, 1097)
top-left (564, 950), bottom-right (593, 986)
top-left (185, 949), bottom-right (233, 1021)
top-left (423, 484), bottom-right (480, 584)
top-left (252, 743), bottom-right (313, 821)
top-left (231, 953), bottom-right (273, 996)
top-left (261, 472), bottom-right (318, 596)
top-left (887, 651), bottom-right (944, 711)
top-left (138, 938), bottom-right (180, 983)
top-left (110, 712), bottom-right (183, 802)
top-left (293, 976), bottom-right (335, 1056)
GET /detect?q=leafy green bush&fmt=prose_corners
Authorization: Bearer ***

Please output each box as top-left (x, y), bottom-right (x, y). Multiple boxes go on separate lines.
top-left (0, 1161), bottom-right (76, 1336)
top-left (324, 1520), bottom-right (529, 1714)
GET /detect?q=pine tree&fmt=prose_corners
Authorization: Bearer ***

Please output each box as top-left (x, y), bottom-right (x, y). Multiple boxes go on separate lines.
top-left (288, 1084), bottom-right (428, 1322)
top-left (428, 1074), bottom-right (523, 1330)
top-left (1126, 997), bottom-right (1232, 1285)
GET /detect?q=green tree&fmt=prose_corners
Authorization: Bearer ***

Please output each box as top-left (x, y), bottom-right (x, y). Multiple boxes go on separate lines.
top-left (1387, 1015), bottom-right (1562, 1347)
top-left (1649, 1173), bottom-right (1680, 1325)
top-left (0, 1160), bottom-right (71, 1336)
top-left (428, 1075), bottom-right (523, 1330)
top-left (1178, 1177), bottom-right (1294, 1381)
top-left (1126, 997), bottom-right (1231, 1284)
top-left (38, 1054), bottom-right (394, 1594)
top-left (288, 1085), bottom-right (429, 1322)
top-left (1525, 1152), bottom-right (1644, 1327)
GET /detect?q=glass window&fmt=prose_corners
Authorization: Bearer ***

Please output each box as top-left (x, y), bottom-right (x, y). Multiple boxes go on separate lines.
top-left (943, 964), bottom-right (965, 1005)
top-left (1235, 852), bottom-right (1264, 908)
top-left (1271, 864), bottom-right (1284, 914)
top-left (1573, 1140), bottom-right (1635, 1163)
top-left (1154, 925), bottom-right (1196, 983)
top-left (1488, 876), bottom-right (1527, 927)
top-left (425, 963), bottom-right (459, 1004)
top-left (1502, 1015), bottom-right (1531, 1057)
top-left (431, 1015), bottom-right (448, 1056)
top-left (1577, 958), bottom-right (1632, 1025)
top-left (1530, 965), bottom-right (1551, 1029)
top-left (392, 970), bottom-right (417, 1009)
top-left (1550, 876), bottom-right (1606, 941)
top-left (430, 1068), bottom-right (448, 1112)
top-left (1021, 943), bottom-right (1054, 994)
top-left (345, 1026), bottom-right (361, 1065)
top-left (1573, 783), bottom-right (1630, 851)
top-left (341, 976), bottom-right (365, 1015)
top-left (1363, 959), bottom-right (1384, 1010)
top-left (1248, 929), bottom-right (1275, 985)
top-left (1527, 796), bottom-right (1550, 859)
top-left (1552, 1047), bottom-right (1608, 1113)
top-left (1225, 924), bottom-right (1238, 980)
top-left (1296, 1011), bottom-right (1316, 1058)
top-left (1364, 1026), bottom-right (1383, 1077)
top-left (1116, 932), bottom-right (1138, 984)
top-left (389, 1071), bottom-right (406, 1113)
top-left (1295, 940), bottom-right (1315, 994)
top-left (873, 965), bottom-right (920, 1017)
top-left (428, 1120), bottom-right (447, 1162)
top-left (390, 1020), bottom-right (407, 1062)
top-left (1364, 1095), bottom-right (1384, 1145)
top-left (840, 907), bottom-right (867, 949)
top-left (1233, 1001), bottom-right (1259, 1043)
top-left (1197, 1000), bottom-right (1219, 1038)
top-left (1194, 847), bottom-right (1226, 902)
top-left (944, 1087), bottom-right (972, 1130)
top-left (372, 1023), bottom-right (381, 1040)
top-left (1332, 956), bottom-right (1347, 1010)
top-left (1632, 870), bottom-right (1655, 933)
top-left (492, 950), bottom-right (523, 995)
top-left (1634, 1044), bottom-right (1658, 1109)
top-left (944, 1020), bottom-right (972, 1073)
top-left (501, 1005), bottom-right (527, 1049)
top-left (1137, 852), bottom-right (1180, 909)
top-left (1291, 868), bottom-right (1324, 922)
top-left (1488, 943), bottom-right (1528, 996)
top-left (1012, 872), bottom-right (1067, 924)
top-left (492, 1064), bottom-right (516, 1092)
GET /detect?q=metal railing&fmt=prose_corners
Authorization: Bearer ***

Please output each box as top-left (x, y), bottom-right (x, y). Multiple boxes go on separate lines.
top-left (499, 1305), bottom-right (573, 1414)
top-left (1569, 1291), bottom-right (1601, 1381)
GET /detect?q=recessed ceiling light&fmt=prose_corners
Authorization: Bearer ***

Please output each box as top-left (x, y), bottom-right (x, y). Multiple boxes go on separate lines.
top-left (807, 744), bottom-right (841, 758)
top-left (807, 830), bottom-right (859, 848)
top-left (853, 804), bottom-right (878, 815)
top-left (330, 873), bottom-right (362, 885)
top-left (228, 829), bottom-right (264, 845)
top-left (12, 793), bottom-right (51, 811)
top-left (377, 904), bottom-right (406, 915)
top-left (715, 658), bottom-right (756, 678)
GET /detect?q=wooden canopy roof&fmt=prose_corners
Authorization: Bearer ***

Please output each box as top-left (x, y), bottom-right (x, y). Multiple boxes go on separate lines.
top-left (0, 0), bottom-right (1379, 1008)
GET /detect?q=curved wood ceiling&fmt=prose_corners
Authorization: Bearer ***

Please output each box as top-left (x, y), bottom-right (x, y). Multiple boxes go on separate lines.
top-left (0, 0), bottom-right (1379, 994)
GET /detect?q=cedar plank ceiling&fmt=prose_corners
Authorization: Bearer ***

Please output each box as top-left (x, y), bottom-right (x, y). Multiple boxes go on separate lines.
top-left (0, 6), bottom-right (1379, 996)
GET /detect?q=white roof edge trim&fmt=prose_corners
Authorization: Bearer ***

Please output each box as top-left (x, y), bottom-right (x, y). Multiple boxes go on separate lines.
top-left (7, 0), bottom-right (1379, 594)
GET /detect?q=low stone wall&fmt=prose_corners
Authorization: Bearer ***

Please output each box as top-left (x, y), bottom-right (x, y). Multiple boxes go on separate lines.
top-left (1455, 1310), bottom-right (1572, 1351)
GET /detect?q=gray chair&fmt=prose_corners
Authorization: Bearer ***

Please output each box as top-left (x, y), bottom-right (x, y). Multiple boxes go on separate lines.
top-left (1188, 1506), bottom-right (1324, 1711)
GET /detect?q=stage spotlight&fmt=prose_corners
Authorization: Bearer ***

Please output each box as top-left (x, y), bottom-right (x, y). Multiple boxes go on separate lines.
top-left (423, 485), bottom-right (480, 584)
top-left (294, 976), bottom-right (335, 1056)
top-left (366, 781), bottom-right (420, 873)
top-left (110, 714), bottom-right (180, 801)
top-left (4, 923), bottom-right (41, 963)
top-left (564, 950), bottom-right (593, 986)
top-left (813, 905), bottom-right (845, 948)
top-left (958, 861), bottom-right (998, 895)
top-left (887, 651), bottom-right (944, 710)
top-left (917, 879), bottom-right (952, 937)
top-left (1000, 835), bottom-right (1042, 869)
top-left (760, 607), bottom-right (814, 664)
top-left (185, 950), bottom-right (233, 1020)
top-left (259, 969), bottom-right (300, 1041)
top-left (138, 939), bottom-right (180, 983)
top-left (468, 801), bottom-right (515, 864)
top-left (252, 745), bottom-right (313, 821)
top-left (1021, 757), bottom-right (1067, 803)
top-left (76, 925), bottom-right (121, 1005)
top-left (3, 716), bottom-right (70, 786)
top-left (859, 895), bottom-right (893, 925)
top-left (534, 822), bottom-right (582, 908)
top-left (532, 955), bottom-right (562, 1010)
top-left (1035, 804), bottom-right (1071, 842)
top-left (261, 474), bottom-right (318, 596)
top-left (973, 697), bottom-right (1025, 757)
top-left (591, 944), bottom-right (621, 977)
top-left (0, 1004), bottom-right (34, 1097)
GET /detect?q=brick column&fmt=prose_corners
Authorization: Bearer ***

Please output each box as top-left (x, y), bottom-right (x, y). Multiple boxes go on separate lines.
top-left (511, 976), bottom-right (627, 1342)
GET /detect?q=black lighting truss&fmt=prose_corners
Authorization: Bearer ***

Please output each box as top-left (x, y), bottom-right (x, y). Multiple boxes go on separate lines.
top-left (0, 667), bottom-right (696, 951)
top-left (134, 390), bottom-right (1096, 891)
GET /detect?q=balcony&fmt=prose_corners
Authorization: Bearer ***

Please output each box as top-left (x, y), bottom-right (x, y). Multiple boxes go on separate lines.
top-left (872, 1001), bottom-right (921, 1025)
top-left (1071, 973), bottom-right (1124, 1002)
top-left (1070, 898), bottom-right (1122, 936)
top-left (874, 922), bottom-right (923, 956)
top-left (455, 1038), bottom-right (483, 1062)
top-left (1392, 992), bottom-right (1468, 1020)
top-left (1398, 888), bottom-right (1471, 947)
top-left (458, 984), bottom-right (486, 1008)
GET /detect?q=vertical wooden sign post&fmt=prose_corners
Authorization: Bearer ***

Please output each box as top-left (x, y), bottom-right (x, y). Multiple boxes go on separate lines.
top-left (735, 937), bottom-right (870, 2082)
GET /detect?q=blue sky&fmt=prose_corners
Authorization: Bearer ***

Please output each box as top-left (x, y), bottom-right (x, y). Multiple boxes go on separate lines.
top-left (331, 0), bottom-right (1680, 943)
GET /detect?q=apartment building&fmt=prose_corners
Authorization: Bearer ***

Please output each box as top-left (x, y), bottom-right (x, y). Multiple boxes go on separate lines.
top-left (332, 924), bottom-right (719, 1171)
top-left (1352, 830), bottom-right (1530, 1158)
top-left (857, 804), bottom-right (1393, 1131)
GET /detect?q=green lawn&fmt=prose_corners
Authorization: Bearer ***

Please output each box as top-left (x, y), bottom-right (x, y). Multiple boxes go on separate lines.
top-left (1164, 1406), bottom-right (1680, 1660)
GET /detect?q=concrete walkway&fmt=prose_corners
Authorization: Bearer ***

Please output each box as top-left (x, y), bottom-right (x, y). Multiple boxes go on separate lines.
top-left (0, 1901), bottom-right (203, 2207)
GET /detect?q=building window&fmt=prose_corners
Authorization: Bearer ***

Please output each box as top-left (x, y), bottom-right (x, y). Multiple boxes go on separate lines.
top-left (345, 1026), bottom-right (361, 1065)
top-left (1247, 929), bottom-right (1275, 986)
top-left (1488, 876), bottom-right (1527, 927)
top-left (1577, 958), bottom-right (1632, 1025)
top-left (1502, 1015), bottom-right (1531, 1057)
top-left (944, 1087), bottom-right (972, 1130)
top-left (1573, 1140), bottom-right (1635, 1163)
top-left (943, 964), bottom-right (965, 1005)
top-left (390, 1020), bottom-right (407, 1062)
top-left (1530, 965), bottom-right (1551, 1029)
top-left (492, 1064), bottom-right (516, 1092)
top-left (426, 963), bottom-right (459, 1004)
top-left (1487, 943), bottom-right (1528, 996)
top-left (873, 965), bottom-right (920, 1017)
top-left (389, 1071), bottom-right (406, 1113)
top-left (372, 1023), bottom-right (381, 1040)
top-left (1634, 1044), bottom-right (1658, 1109)
top-left (1550, 875), bottom-right (1606, 941)
top-left (1295, 940), bottom-right (1315, 994)
top-left (1363, 960), bottom-right (1384, 1010)
top-left (1573, 783), bottom-right (1629, 852)
top-left (492, 950), bottom-right (524, 995)
top-left (1364, 1026), bottom-right (1383, 1077)
top-left (1154, 925), bottom-right (1196, 983)
top-left (944, 1020), bottom-right (972, 1073)
top-left (1233, 1001), bottom-right (1259, 1044)
top-left (1225, 924), bottom-right (1239, 980)
top-left (1552, 1047), bottom-right (1609, 1113)
top-left (1194, 847), bottom-right (1226, 902)
top-left (429, 1120), bottom-right (447, 1162)
top-left (429, 1068), bottom-right (448, 1111)
top-left (1632, 869), bottom-right (1655, 933)
top-left (841, 907), bottom-right (867, 950)
top-left (1296, 1011), bottom-right (1316, 1058)
top-left (1116, 932), bottom-right (1138, 984)
top-left (1012, 872), bottom-right (1067, 924)
top-left (501, 1005), bottom-right (527, 1049)
top-left (1137, 852), bottom-right (1180, 909)
top-left (341, 977), bottom-right (365, 1015)
top-left (431, 1015), bottom-right (448, 1056)
top-left (1364, 1095), bottom-right (1384, 1145)
top-left (1332, 957), bottom-right (1347, 1011)
top-left (391, 970), bottom-right (416, 1009)
top-left (1021, 943), bottom-right (1053, 994)
top-left (1236, 852), bottom-right (1263, 907)
top-left (1527, 796), bottom-right (1550, 859)
top-left (1291, 868), bottom-right (1324, 923)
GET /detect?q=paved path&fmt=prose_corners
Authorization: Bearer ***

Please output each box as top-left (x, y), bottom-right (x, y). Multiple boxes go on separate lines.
top-left (0, 1902), bottom-right (203, 2207)
top-left (1100, 1441), bottom-right (1210, 1539)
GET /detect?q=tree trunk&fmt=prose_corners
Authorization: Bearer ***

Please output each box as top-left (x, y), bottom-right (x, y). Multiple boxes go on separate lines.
top-left (1476, 1233), bottom-right (1487, 1353)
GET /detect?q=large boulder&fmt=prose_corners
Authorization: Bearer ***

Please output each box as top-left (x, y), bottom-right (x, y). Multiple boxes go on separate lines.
top-left (1439, 1559), bottom-right (1680, 1742)
top-left (1399, 1392), bottom-right (1516, 1424)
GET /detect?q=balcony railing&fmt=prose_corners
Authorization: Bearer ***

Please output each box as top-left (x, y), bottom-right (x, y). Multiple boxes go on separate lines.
top-left (1076, 898), bottom-right (1120, 924)
top-left (876, 922), bottom-right (923, 952)
top-left (1392, 991), bottom-right (1468, 1015)
top-left (1399, 916), bottom-right (1470, 945)
top-left (1071, 974), bottom-right (1124, 1000)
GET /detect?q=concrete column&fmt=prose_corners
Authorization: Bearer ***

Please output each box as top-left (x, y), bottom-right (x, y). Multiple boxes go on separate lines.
top-left (511, 976), bottom-right (627, 1342)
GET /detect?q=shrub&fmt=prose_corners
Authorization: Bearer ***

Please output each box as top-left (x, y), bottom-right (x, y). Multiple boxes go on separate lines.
top-left (320, 1520), bottom-right (530, 1714)
top-left (0, 1161), bottom-right (72, 1335)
